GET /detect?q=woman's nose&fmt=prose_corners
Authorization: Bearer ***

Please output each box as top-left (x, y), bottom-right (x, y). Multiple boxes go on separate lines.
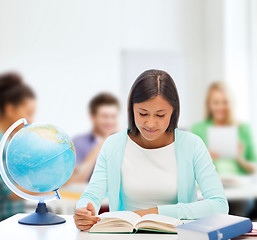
top-left (145, 118), bottom-right (156, 129)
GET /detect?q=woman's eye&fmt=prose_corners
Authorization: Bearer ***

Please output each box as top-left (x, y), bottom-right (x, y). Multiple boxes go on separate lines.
top-left (157, 115), bottom-right (165, 118)
top-left (139, 113), bottom-right (148, 116)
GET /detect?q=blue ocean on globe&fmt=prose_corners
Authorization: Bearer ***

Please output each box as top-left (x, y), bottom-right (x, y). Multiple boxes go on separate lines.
top-left (6, 123), bottom-right (76, 193)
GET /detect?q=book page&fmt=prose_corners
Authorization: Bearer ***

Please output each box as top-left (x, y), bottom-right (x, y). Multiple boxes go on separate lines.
top-left (180, 219), bottom-right (195, 224)
top-left (98, 211), bottom-right (141, 226)
top-left (138, 214), bottom-right (182, 226)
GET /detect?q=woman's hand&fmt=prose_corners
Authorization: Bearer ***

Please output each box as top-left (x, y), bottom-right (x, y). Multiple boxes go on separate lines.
top-left (237, 141), bottom-right (245, 157)
top-left (73, 202), bottom-right (101, 231)
top-left (209, 150), bottom-right (219, 161)
top-left (236, 142), bottom-right (256, 174)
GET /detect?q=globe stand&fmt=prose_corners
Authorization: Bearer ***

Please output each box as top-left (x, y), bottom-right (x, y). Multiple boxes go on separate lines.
top-left (0, 119), bottom-right (75, 226)
top-left (18, 202), bottom-right (66, 226)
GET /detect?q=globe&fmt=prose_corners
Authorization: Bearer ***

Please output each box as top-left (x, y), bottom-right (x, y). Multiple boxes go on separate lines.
top-left (6, 123), bottom-right (76, 193)
top-left (0, 118), bottom-right (76, 225)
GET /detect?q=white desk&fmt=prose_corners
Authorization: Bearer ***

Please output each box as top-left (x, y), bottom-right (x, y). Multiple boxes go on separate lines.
top-left (0, 214), bottom-right (255, 240)
top-left (0, 214), bottom-right (178, 240)
top-left (33, 178), bottom-right (257, 216)
top-left (197, 175), bottom-right (257, 201)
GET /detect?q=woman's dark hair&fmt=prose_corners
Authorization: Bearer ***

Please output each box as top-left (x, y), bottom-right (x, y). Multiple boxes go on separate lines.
top-left (0, 72), bottom-right (36, 116)
top-left (128, 69), bottom-right (180, 136)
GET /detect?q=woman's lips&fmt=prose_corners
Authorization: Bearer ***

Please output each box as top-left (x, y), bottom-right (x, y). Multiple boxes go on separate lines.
top-left (143, 128), bottom-right (158, 133)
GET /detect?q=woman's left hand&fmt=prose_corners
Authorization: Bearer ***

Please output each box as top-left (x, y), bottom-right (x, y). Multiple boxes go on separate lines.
top-left (236, 141), bottom-right (256, 174)
top-left (134, 207), bottom-right (158, 217)
top-left (237, 141), bottom-right (244, 157)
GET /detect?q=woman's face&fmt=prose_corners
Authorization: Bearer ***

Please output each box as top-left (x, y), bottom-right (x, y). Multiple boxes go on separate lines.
top-left (133, 95), bottom-right (174, 141)
top-left (208, 89), bottom-right (229, 122)
top-left (6, 97), bottom-right (37, 124)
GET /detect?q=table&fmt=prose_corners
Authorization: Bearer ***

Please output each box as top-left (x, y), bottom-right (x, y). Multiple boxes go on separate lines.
top-left (30, 176), bottom-right (257, 216)
top-left (45, 177), bottom-right (257, 216)
top-left (197, 175), bottom-right (257, 201)
top-left (0, 214), bottom-right (178, 240)
top-left (0, 214), bottom-right (256, 240)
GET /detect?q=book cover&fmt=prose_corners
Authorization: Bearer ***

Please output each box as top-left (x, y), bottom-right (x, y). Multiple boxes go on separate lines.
top-left (176, 214), bottom-right (252, 240)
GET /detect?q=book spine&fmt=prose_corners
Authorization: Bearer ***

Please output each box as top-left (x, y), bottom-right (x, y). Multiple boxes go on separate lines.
top-left (208, 219), bottom-right (252, 240)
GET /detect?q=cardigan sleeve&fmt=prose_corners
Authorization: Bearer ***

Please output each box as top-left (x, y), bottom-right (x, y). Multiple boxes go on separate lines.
top-left (76, 139), bottom-right (108, 214)
top-left (240, 123), bottom-right (257, 162)
top-left (157, 135), bottom-right (229, 219)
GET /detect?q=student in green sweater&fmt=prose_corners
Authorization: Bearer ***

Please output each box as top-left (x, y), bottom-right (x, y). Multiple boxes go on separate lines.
top-left (191, 81), bottom-right (256, 217)
top-left (191, 81), bottom-right (256, 176)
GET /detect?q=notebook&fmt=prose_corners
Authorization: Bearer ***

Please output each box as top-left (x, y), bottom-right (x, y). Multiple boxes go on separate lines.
top-left (89, 211), bottom-right (182, 233)
top-left (176, 214), bottom-right (252, 240)
top-left (207, 126), bottom-right (238, 158)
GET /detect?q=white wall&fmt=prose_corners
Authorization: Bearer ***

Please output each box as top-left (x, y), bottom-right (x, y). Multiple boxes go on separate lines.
top-left (1, 0), bottom-right (254, 137)
top-left (0, 0), bottom-right (208, 136)
top-left (203, 0), bottom-right (255, 127)
top-left (0, 0), bottom-right (123, 136)
top-left (224, 0), bottom-right (251, 122)
top-left (203, 0), bottom-right (225, 83)
top-left (249, 0), bottom-right (257, 142)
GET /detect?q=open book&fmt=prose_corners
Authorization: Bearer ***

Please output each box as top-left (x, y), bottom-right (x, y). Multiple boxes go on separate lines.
top-left (89, 211), bottom-right (182, 233)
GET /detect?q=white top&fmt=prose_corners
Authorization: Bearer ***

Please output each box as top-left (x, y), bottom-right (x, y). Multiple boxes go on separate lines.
top-left (121, 135), bottom-right (177, 211)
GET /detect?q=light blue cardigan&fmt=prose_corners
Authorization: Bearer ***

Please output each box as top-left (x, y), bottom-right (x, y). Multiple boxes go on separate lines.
top-left (76, 128), bottom-right (229, 219)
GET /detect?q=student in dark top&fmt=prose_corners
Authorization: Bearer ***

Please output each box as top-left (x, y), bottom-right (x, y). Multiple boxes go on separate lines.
top-left (0, 72), bottom-right (36, 221)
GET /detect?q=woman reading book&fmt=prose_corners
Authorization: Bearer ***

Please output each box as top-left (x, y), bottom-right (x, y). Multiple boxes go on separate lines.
top-left (74, 69), bottom-right (229, 231)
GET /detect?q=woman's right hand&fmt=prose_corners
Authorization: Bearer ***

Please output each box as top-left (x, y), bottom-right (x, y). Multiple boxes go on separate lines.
top-left (73, 202), bottom-right (101, 231)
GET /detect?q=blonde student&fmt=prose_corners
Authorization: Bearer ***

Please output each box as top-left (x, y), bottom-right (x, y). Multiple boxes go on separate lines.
top-left (74, 69), bottom-right (229, 231)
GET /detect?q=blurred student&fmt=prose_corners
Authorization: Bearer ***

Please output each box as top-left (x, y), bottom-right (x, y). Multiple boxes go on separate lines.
top-left (0, 72), bottom-right (36, 221)
top-left (68, 93), bottom-right (120, 184)
top-left (191, 81), bottom-right (256, 217)
top-left (191, 81), bottom-right (256, 176)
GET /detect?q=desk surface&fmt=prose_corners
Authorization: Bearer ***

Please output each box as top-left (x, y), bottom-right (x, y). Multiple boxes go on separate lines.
top-left (0, 214), bottom-right (256, 240)
top-left (0, 214), bottom-right (179, 240)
